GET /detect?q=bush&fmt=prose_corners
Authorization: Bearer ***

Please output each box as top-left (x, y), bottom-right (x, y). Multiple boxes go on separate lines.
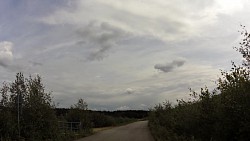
top-left (0, 73), bottom-right (60, 141)
top-left (149, 26), bottom-right (250, 141)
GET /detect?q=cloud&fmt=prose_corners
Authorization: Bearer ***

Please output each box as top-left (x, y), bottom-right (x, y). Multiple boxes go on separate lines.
top-left (37, 0), bottom-right (244, 62)
top-left (76, 22), bottom-right (129, 61)
top-left (139, 104), bottom-right (148, 110)
top-left (0, 41), bottom-right (13, 67)
top-left (0, 0), bottom-right (248, 110)
top-left (125, 88), bottom-right (134, 94)
top-left (40, 0), bottom-right (219, 42)
top-left (116, 105), bottom-right (130, 111)
top-left (154, 59), bottom-right (185, 73)
top-left (29, 61), bottom-right (43, 67)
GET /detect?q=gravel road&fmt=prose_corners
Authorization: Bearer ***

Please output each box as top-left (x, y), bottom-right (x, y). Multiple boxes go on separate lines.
top-left (75, 121), bottom-right (154, 141)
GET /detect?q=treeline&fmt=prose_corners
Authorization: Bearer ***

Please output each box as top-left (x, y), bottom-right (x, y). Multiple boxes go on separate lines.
top-left (149, 27), bottom-right (250, 141)
top-left (0, 73), bottom-right (148, 141)
top-left (56, 108), bottom-right (148, 128)
top-left (56, 108), bottom-right (148, 119)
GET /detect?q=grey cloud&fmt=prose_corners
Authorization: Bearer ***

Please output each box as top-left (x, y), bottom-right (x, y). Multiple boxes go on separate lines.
top-left (0, 41), bottom-right (13, 67)
top-left (30, 61), bottom-right (43, 67)
top-left (173, 60), bottom-right (185, 67)
top-left (76, 22), bottom-right (129, 61)
top-left (154, 59), bottom-right (185, 73)
top-left (0, 0), bottom-right (243, 110)
top-left (87, 44), bottom-right (111, 61)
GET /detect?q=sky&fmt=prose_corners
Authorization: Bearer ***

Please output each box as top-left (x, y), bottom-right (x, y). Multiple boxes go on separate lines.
top-left (0, 0), bottom-right (250, 110)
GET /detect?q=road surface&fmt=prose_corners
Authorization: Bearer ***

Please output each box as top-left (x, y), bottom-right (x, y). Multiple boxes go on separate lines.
top-left (76, 121), bottom-right (154, 141)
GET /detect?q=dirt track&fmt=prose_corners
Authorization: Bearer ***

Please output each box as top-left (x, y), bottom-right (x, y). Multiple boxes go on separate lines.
top-left (76, 121), bottom-right (154, 141)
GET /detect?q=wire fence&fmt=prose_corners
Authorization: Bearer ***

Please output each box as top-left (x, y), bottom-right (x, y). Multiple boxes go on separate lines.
top-left (58, 121), bottom-right (82, 133)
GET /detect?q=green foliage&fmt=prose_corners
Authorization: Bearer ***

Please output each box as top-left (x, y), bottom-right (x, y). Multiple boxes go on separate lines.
top-left (90, 112), bottom-right (116, 127)
top-left (0, 74), bottom-right (144, 141)
top-left (0, 73), bottom-right (60, 141)
top-left (149, 27), bottom-right (250, 141)
top-left (66, 98), bottom-right (92, 134)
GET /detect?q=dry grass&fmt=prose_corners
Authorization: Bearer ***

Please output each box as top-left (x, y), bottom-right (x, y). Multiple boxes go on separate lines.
top-left (93, 127), bottom-right (114, 133)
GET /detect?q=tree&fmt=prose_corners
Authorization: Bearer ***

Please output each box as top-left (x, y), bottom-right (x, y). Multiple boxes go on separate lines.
top-left (235, 25), bottom-right (250, 67)
top-left (21, 74), bottom-right (59, 140)
top-left (73, 98), bottom-right (88, 110)
top-left (67, 98), bottom-right (92, 133)
top-left (0, 73), bottom-right (60, 140)
top-left (0, 82), bottom-right (16, 139)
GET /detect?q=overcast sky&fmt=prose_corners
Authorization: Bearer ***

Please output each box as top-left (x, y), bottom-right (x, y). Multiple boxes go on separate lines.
top-left (0, 0), bottom-right (250, 110)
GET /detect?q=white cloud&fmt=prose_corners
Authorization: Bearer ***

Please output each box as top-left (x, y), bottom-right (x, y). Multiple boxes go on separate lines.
top-left (116, 105), bottom-right (130, 111)
top-left (140, 104), bottom-right (147, 107)
top-left (215, 0), bottom-right (243, 14)
top-left (125, 88), bottom-right (134, 94)
top-left (0, 41), bottom-right (13, 67)
top-left (1, 0), bottom-right (249, 110)
top-left (39, 0), bottom-right (221, 41)
top-left (139, 104), bottom-right (148, 110)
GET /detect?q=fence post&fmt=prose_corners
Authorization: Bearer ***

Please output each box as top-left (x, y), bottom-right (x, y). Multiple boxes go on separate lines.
top-left (71, 122), bottom-right (73, 132)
